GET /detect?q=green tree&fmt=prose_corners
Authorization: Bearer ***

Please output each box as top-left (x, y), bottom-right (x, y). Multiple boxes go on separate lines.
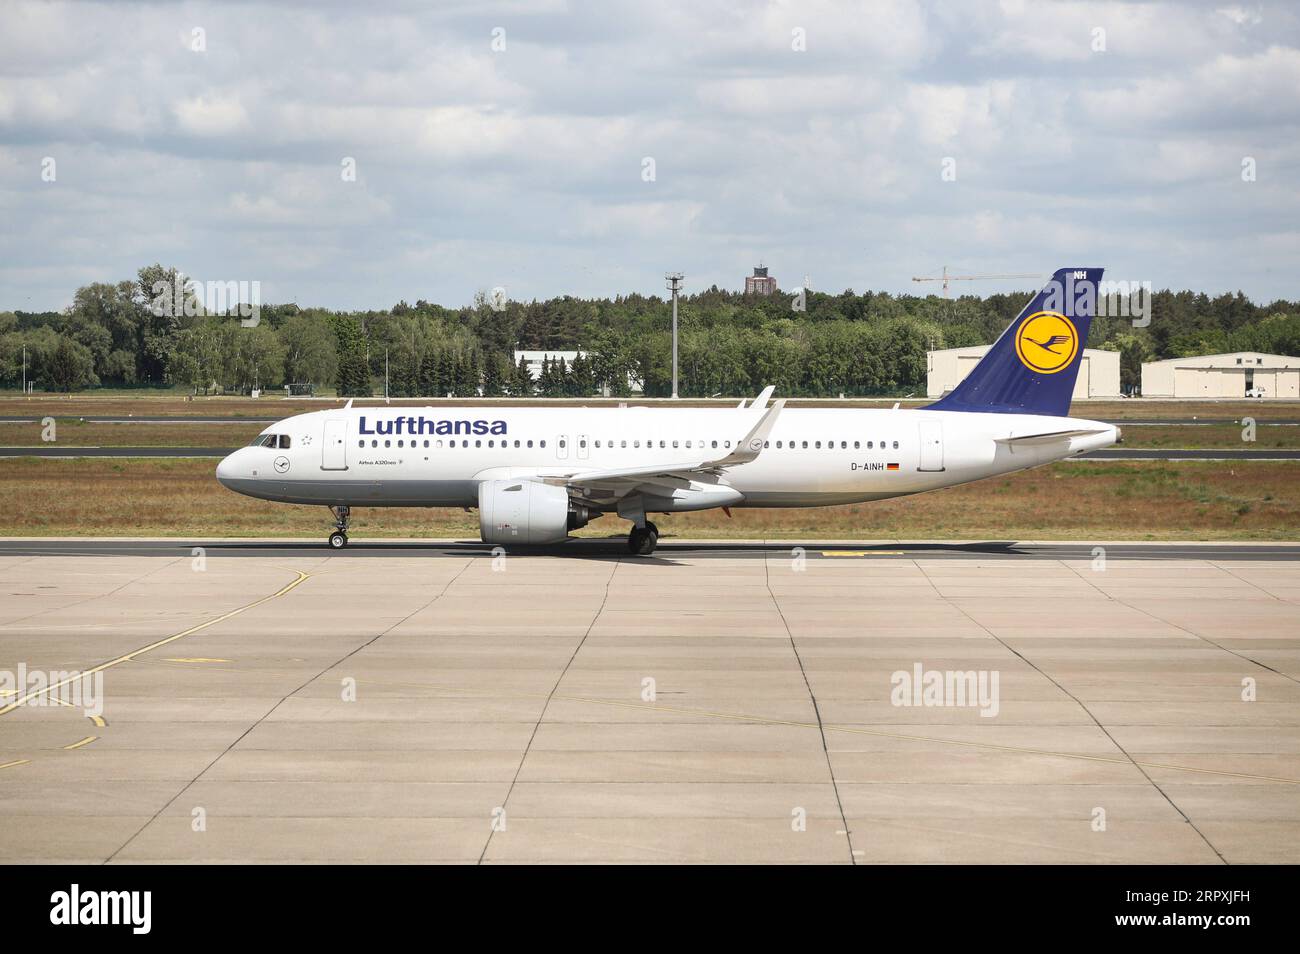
top-left (481, 353), bottom-right (506, 397)
top-left (331, 315), bottom-right (372, 397)
top-left (41, 336), bottom-right (99, 391)
top-left (281, 313), bottom-right (338, 390)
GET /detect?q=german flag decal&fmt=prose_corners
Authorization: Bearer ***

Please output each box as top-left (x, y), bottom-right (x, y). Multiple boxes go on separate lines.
top-left (887, 462), bottom-right (900, 471)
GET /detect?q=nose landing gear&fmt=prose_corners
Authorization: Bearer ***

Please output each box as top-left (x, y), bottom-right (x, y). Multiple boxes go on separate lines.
top-left (627, 520), bottom-right (658, 555)
top-left (328, 505), bottom-right (351, 549)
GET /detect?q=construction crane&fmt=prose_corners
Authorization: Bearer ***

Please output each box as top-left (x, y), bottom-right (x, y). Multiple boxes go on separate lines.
top-left (911, 266), bottom-right (1041, 298)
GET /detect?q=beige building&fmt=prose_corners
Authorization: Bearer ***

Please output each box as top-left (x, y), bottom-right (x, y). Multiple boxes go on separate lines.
top-left (926, 345), bottom-right (1121, 399)
top-left (1140, 352), bottom-right (1300, 398)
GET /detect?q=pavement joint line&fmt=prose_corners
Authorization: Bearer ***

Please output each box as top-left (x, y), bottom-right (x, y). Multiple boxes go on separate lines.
top-left (1074, 567), bottom-right (1300, 687)
top-left (133, 659), bottom-right (1300, 786)
top-left (913, 559), bottom-right (1229, 864)
top-left (477, 556), bottom-right (621, 865)
top-left (1208, 560), bottom-right (1291, 604)
top-left (101, 557), bottom-right (474, 865)
top-left (766, 550), bottom-right (857, 864)
top-left (0, 551), bottom-right (186, 632)
top-left (0, 568), bottom-right (310, 716)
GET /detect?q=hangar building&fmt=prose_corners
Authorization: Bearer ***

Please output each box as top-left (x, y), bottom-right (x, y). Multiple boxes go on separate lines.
top-left (926, 345), bottom-right (1121, 399)
top-left (1140, 352), bottom-right (1300, 398)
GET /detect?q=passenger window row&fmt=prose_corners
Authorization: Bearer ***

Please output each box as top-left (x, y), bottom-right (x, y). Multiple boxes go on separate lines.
top-left (359, 438), bottom-right (548, 449)
top-left (356, 437), bottom-right (901, 452)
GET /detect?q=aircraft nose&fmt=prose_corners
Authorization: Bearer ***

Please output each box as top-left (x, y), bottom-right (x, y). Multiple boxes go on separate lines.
top-left (215, 450), bottom-right (242, 487)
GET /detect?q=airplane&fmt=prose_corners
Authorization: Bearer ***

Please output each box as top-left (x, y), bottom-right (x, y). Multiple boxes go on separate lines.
top-left (216, 267), bottom-right (1119, 555)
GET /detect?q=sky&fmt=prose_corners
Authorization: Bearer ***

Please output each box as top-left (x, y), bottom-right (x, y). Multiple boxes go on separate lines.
top-left (1, 0), bottom-right (1297, 312)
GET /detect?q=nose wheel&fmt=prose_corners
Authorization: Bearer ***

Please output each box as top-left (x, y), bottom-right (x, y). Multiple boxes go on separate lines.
top-left (327, 505), bottom-right (351, 549)
top-left (627, 520), bottom-right (658, 555)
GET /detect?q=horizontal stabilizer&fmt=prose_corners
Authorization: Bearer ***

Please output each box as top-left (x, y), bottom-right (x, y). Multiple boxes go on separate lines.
top-left (994, 428), bottom-right (1108, 446)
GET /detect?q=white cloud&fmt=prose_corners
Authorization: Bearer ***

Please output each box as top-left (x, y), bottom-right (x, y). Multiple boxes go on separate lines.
top-left (173, 93), bottom-right (251, 137)
top-left (0, 0), bottom-right (1296, 309)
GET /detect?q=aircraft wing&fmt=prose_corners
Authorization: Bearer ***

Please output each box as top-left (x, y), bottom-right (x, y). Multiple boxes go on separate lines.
top-left (544, 399), bottom-right (785, 500)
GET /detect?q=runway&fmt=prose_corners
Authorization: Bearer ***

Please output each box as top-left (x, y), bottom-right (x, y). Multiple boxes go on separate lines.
top-left (4, 445), bottom-right (1300, 461)
top-left (1, 542), bottom-right (1297, 863)
top-left (3, 538), bottom-right (1299, 561)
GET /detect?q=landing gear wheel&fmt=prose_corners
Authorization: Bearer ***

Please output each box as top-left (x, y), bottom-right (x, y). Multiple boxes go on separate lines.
top-left (327, 505), bottom-right (352, 550)
top-left (644, 520), bottom-right (658, 537)
top-left (627, 525), bottom-right (658, 555)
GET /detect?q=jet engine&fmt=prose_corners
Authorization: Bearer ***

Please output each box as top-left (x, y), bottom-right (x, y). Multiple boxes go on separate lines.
top-left (478, 479), bottom-right (586, 545)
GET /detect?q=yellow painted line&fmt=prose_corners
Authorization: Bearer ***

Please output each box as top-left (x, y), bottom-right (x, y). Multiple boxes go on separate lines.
top-left (26, 694), bottom-right (97, 723)
top-left (63, 735), bottom-right (97, 751)
top-left (0, 570), bottom-right (309, 716)
top-left (39, 695), bottom-right (105, 726)
top-left (0, 759), bottom-right (30, 770)
top-left (164, 657), bottom-right (231, 663)
top-left (821, 551), bottom-right (906, 557)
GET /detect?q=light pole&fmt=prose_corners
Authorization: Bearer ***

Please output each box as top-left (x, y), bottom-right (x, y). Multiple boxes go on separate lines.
top-left (665, 272), bottom-right (683, 399)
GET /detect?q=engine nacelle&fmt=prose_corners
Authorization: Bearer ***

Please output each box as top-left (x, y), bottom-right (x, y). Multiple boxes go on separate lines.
top-left (478, 479), bottom-right (573, 545)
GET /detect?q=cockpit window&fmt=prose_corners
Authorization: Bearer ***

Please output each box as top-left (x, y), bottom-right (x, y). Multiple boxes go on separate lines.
top-left (250, 434), bottom-right (279, 448)
top-left (279, 435), bottom-right (290, 449)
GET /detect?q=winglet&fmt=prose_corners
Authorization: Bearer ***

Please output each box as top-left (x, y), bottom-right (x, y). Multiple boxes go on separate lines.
top-left (343, 399), bottom-right (353, 410)
top-left (752, 385), bottom-right (775, 410)
top-left (710, 398), bottom-right (785, 468)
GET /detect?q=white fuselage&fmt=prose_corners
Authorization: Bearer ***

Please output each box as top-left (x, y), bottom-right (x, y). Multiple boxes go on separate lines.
top-left (215, 404), bottom-right (1119, 510)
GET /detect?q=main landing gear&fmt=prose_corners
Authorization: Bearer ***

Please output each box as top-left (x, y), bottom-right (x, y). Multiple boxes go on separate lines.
top-left (328, 505), bottom-right (351, 549)
top-left (627, 520), bottom-right (659, 555)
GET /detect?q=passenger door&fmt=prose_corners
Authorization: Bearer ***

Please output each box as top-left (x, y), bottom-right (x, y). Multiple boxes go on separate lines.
top-left (322, 419), bottom-right (348, 470)
top-left (917, 420), bottom-right (944, 472)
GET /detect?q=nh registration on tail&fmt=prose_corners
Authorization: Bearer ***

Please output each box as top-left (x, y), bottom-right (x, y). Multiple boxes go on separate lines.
top-left (217, 268), bottom-right (1118, 554)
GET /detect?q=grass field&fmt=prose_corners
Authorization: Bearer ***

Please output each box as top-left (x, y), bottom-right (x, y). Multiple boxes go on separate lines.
top-left (1116, 423), bottom-right (1300, 449)
top-left (5, 457), bottom-right (1296, 540)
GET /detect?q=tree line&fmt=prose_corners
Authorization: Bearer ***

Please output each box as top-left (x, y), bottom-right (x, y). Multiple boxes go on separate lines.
top-left (3, 264), bottom-right (1298, 396)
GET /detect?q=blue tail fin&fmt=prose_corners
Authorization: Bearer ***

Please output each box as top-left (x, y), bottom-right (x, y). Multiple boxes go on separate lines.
top-left (927, 267), bottom-right (1104, 416)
